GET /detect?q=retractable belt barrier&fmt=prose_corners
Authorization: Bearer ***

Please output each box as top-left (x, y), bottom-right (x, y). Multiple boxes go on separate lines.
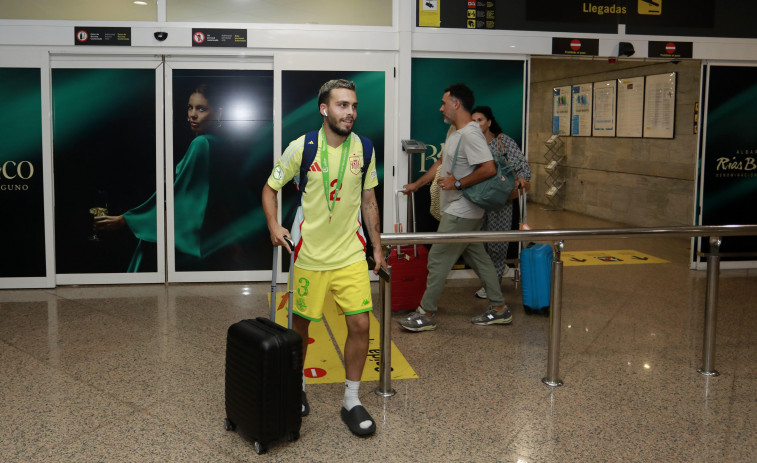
top-left (373, 225), bottom-right (757, 394)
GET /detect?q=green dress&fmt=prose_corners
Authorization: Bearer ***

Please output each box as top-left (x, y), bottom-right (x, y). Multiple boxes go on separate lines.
top-left (123, 134), bottom-right (219, 272)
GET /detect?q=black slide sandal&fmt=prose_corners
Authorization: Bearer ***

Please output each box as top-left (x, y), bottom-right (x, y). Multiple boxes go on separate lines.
top-left (340, 405), bottom-right (376, 436)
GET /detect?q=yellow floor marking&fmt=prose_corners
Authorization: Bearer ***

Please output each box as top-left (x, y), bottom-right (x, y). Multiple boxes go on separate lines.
top-left (562, 250), bottom-right (669, 267)
top-left (268, 293), bottom-right (346, 384)
top-left (322, 294), bottom-right (419, 382)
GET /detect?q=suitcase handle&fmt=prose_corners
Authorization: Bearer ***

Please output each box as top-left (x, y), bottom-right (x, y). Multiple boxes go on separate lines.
top-left (270, 238), bottom-right (295, 329)
top-left (395, 189), bottom-right (417, 258)
top-left (367, 255), bottom-right (391, 282)
top-left (517, 186), bottom-right (528, 228)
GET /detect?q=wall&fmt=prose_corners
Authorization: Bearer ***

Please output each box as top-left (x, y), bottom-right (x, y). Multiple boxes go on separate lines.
top-left (527, 58), bottom-right (701, 227)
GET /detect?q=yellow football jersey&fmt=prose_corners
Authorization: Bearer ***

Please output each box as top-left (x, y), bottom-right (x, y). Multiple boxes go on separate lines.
top-left (267, 129), bottom-right (378, 271)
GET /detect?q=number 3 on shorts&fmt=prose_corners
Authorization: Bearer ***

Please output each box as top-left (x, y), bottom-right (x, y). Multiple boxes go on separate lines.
top-left (297, 277), bottom-right (310, 297)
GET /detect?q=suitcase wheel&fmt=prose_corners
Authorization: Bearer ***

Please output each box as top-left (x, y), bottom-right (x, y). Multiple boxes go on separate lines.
top-left (287, 432), bottom-right (300, 442)
top-left (254, 441), bottom-right (266, 455)
top-left (224, 418), bottom-right (236, 432)
top-left (524, 306), bottom-right (550, 317)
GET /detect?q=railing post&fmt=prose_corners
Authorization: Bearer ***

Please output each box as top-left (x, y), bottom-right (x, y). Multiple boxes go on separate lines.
top-left (543, 240), bottom-right (565, 387)
top-left (375, 265), bottom-right (396, 397)
top-left (698, 236), bottom-right (721, 377)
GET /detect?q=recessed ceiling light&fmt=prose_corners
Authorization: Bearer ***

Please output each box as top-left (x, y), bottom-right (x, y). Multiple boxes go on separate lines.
top-left (134, 1), bottom-right (148, 5)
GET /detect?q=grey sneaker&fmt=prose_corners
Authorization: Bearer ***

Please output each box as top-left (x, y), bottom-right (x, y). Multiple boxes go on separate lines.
top-left (398, 309), bottom-right (437, 332)
top-left (474, 287), bottom-right (487, 299)
top-left (471, 306), bottom-right (513, 325)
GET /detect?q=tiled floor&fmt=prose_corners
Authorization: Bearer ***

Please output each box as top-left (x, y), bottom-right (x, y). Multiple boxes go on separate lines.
top-left (2, 208), bottom-right (756, 462)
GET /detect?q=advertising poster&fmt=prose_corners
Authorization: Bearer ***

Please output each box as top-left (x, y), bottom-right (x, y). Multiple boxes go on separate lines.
top-left (280, 70), bottom-right (385, 265)
top-left (571, 83), bottom-right (593, 136)
top-left (52, 68), bottom-right (157, 275)
top-left (592, 80), bottom-right (616, 137)
top-left (169, 70), bottom-right (273, 272)
top-left (643, 72), bottom-right (676, 139)
top-left (616, 77), bottom-right (645, 138)
top-left (700, 65), bottom-right (757, 258)
top-left (0, 68), bottom-right (46, 278)
top-left (552, 86), bottom-right (571, 136)
top-left (410, 58), bottom-right (525, 233)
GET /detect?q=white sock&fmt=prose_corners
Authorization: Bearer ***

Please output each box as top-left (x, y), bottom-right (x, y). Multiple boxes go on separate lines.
top-left (343, 380), bottom-right (372, 430)
top-left (343, 379), bottom-right (361, 410)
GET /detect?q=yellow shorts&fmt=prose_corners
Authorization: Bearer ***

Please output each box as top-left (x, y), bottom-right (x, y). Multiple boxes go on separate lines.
top-left (291, 260), bottom-right (373, 322)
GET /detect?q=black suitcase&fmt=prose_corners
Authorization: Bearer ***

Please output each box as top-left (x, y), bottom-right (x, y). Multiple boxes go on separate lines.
top-left (224, 240), bottom-right (302, 454)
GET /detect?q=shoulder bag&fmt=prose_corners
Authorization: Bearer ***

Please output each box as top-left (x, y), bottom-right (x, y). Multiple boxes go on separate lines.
top-left (451, 138), bottom-right (516, 211)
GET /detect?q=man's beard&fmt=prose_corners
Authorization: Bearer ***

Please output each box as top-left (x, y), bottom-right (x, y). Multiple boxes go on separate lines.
top-left (327, 115), bottom-right (353, 137)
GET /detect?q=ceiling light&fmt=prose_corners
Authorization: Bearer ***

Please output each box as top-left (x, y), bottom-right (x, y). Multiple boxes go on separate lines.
top-left (134, 1), bottom-right (148, 5)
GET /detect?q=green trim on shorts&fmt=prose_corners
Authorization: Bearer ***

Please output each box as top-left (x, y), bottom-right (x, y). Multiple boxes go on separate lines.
top-left (293, 311), bottom-right (322, 322)
top-left (344, 307), bottom-right (373, 316)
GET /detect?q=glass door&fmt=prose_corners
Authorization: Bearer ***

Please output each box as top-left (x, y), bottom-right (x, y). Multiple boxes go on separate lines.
top-left (52, 56), bottom-right (165, 285)
top-left (163, 58), bottom-right (275, 283)
top-left (49, 52), bottom-right (395, 284)
top-left (695, 62), bottom-right (757, 269)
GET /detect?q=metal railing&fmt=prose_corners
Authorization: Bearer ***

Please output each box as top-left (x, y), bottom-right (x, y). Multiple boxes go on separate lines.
top-left (374, 224), bottom-right (757, 396)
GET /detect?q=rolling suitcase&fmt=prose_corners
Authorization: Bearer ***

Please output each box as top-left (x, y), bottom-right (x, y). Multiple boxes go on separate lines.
top-left (224, 239), bottom-right (302, 454)
top-left (519, 242), bottom-right (553, 316)
top-left (388, 190), bottom-right (428, 313)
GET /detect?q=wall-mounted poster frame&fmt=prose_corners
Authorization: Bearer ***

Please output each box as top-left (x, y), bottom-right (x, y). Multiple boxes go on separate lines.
top-left (51, 58), bottom-right (165, 286)
top-left (164, 64), bottom-right (274, 283)
top-left (694, 63), bottom-right (757, 269)
top-left (643, 72), bottom-right (677, 139)
top-left (592, 79), bottom-right (616, 137)
top-left (552, 86), bottom-right (571, 136)
top-left (616, 76), bottom-right (645, 138)
top-left (571, 83), bottom-right (593, 136)
top-left (0, 64), bottom-right (54, 289)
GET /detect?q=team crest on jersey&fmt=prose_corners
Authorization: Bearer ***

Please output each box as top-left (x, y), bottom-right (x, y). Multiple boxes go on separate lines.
top-left (349, 153), bottom-right (362, 175)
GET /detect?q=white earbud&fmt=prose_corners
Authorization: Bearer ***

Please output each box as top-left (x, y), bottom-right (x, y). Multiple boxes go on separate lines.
top-left (323, 109), bottom-right (328, 117)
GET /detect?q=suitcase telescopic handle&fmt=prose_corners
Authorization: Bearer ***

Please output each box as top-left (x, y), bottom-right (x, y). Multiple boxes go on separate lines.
top-left (270, 237), bottom-right (295, 329)
top-left (367, 255), bottom-right (391, 282)
top-left (283, 237), bottom-right (294, 252)
top-left (518, 186), bottom-right (527, 226)
top-left (394, 189), bottom-right (418, 258)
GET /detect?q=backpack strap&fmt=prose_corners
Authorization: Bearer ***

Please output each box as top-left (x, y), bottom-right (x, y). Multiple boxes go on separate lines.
top-left (294, 130), bottom-right (320, 194)
top-left (357, 134), bottom-right (374, 189)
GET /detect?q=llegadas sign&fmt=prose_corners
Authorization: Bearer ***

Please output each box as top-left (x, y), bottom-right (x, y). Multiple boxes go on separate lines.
top-left (526, 0), bottom-right (714, 28)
